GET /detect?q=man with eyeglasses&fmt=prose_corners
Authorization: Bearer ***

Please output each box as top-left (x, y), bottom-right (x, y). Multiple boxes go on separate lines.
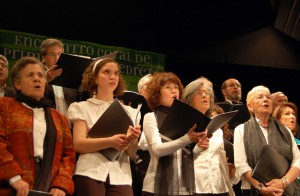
top-left (0, 55), bottom-right (15, 97)
top-left (40, 39), bottom-right (78, 116)
top-left (220, 78), bottom-right (242, 104)
top-left (217, 78), bottom-right (246, 196)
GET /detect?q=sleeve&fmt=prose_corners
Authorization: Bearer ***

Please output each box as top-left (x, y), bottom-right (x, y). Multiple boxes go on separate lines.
top-left (233, 124), bottom-right (252, 177)
top-left (67, 102), bottom-right (86, 122)
top-left (143, 113), bottom-right (191, 158)
top-left (50, 112), bottom-right (76, 195)
top-left (287, 128), bottom-right (300, 169)
top-left (0, 101), bottom-right (23, 181)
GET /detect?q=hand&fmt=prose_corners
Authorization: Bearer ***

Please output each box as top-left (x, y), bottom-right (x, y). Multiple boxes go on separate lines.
top-left (110, 134), bottom-right (130, 150)
top-left (260, 186), bottom-right (283, 196)
top-left (188, 124), bottom-right (207, 143)
top-left (228, 163), bottom-right (236, 178)
top-left (127, 125), bottom-right (141, 140)
top-left (50, 188), bottom-right (66, 196)
top-left (266, 178), bottom-right (286, 190)
top-left (197, 137), bottom-right (209, 150)
top-left (11, 179), bottom-right (29, 196)
top-left (45, 64), bottom-right (62, 82)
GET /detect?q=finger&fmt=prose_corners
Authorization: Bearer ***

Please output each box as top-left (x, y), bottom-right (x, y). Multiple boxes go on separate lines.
top-left (48, 64), bottom-right (58, 71)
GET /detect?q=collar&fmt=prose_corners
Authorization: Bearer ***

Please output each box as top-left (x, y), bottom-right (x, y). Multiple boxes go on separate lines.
top-left (87, 97), bottom-right (114, 105)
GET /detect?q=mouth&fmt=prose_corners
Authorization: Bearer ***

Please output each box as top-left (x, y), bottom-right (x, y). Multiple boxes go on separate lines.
top-left (262, 103), bottom-right (270, 108)
top-left (34, 85), bottom-right (42, 89)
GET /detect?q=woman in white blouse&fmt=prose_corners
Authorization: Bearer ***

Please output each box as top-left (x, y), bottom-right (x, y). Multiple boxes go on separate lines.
top-left (68, 58), bottom-right (141, 196)
top-left (141, 72), bottom-right (206, 196)
top-left (182, 77), bottom-right (239, 196)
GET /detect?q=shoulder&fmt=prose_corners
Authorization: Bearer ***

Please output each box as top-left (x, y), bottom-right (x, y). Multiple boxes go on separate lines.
top-left (0, 97), bottom-right (20, 108)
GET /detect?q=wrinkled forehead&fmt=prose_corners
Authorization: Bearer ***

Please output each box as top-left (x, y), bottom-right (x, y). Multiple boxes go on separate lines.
top-left (254, 89), bottom-right (270, 96)
top-left (277, 93), bottom-right (287, 99)
top-left (226, 79), bottom-right (239, 84)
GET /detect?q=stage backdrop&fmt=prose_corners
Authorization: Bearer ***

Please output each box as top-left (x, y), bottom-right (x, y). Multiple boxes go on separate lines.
top-left (0, 29), bottom-right (165, 91)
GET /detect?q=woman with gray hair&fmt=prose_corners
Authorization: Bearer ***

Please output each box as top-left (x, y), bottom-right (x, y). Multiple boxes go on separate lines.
top-left (182, 77), bottom-right (239, 196)
top-left (234, 85), bottom-right (300, 195)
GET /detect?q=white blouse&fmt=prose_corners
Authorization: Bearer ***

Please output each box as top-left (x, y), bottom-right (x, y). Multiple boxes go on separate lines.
top-left (193, 129), bottom-right (239, 194)
top-left (141, 112), bottom-right (192, 194)
top-left (67, 98), bottom-right (140, 185)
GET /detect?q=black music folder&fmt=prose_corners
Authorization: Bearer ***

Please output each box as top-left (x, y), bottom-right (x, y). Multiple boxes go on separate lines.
top-left (252, 145), bottom-right (290, 184)
top-left (50, 51), bottom-right (118, 89)
top-left (159, 99), bottom-right (238, 140)
top-left (50, 53), bottom-right (92, 89)
top-left (117, 90), bottom-right (144, 108)
top-left (88, 99), bottom-right (136, 161)
top-left (217, 103), bottom-right (250, 129)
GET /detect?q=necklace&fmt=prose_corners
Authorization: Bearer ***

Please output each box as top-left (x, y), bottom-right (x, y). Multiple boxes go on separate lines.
top-left (258, 121), bottom-right (269, 129)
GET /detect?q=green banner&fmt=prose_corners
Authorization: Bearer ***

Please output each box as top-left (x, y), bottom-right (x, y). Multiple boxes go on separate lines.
top-left (0, 29), bottom-right (165, 91)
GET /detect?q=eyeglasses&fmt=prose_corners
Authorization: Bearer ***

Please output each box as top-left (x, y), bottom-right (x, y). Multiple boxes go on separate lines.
top-left (0, 63), bottom-right (8, 69)
top-left (46, 52), bottom-right (62, 57)
top-left (227, 83), bottom-right (241, 88)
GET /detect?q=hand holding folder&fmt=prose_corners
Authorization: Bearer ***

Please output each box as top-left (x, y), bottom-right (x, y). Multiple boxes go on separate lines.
top-left (88, 99), bottom-right (141, 161)
top-left (159, 99), bottom-right (238, 140)
top-left (252, 145), bottom-right (290, 184)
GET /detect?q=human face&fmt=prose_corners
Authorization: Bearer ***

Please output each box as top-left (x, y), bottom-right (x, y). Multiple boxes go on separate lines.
top-left (95, 62), bottom-right (119, 95)
top-left (14, 64), bottom-right (46, 101)
top-left (272, 93), bottom-right (288, 109)
top-left (160, 82), bottom-right (179, 107)
top-left (191, 86), bottom-right (210, 114)
top-left (0, 59), bottom-right (8, 86)
top-left (223, 79), bottom-right (241, 103)
top-left (248, 90), bottom-right (272, 116)
top-left (280, 107), bottom-right (296, 131)
top-left (42, 45), bottom-right (63, 69)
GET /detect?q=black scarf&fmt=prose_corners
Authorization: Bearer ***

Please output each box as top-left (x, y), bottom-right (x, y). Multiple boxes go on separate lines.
top-left (154, 105), bottom-right (195, 196)
top-left (15, 91), bottom-right (57, 191)
top-left (244, 115), bottom-right (300, 196)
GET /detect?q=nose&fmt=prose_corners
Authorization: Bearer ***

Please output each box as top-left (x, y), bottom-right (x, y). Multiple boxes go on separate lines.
top-left (200, 91), bottom-right (207, 97)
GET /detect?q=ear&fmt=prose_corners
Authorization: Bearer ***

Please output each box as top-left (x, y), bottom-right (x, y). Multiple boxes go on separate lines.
top-left (247, 103), bottom-right (253, 113)
top-left (221, 88), bottom-right (226, 96)
top-left (14, 80), bottom-right (21, 91)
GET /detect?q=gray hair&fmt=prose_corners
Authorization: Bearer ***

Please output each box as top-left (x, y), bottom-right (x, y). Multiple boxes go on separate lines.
top-left (182, 77), bottom-right (215, 108)
top-left (137, 74), bottom-right (152, 92)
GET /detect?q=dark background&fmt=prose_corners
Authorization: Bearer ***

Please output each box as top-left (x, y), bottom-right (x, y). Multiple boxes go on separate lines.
top-left (1, 0), bottom-right (300, 105)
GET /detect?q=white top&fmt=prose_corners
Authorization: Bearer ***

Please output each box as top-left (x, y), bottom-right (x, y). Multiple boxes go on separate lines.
top-left (67, 98), bottom-right (140, 185)
top-left (193, 129), bottom-right (239, 194)
top-left (52, 85), bottom-right (68, 116)
top-left (234, 120), bottom-right (300, 190)
top-left (141, 112), bottom-right (192, 194)
top-left (9, 103), bottom-right (46, 184)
